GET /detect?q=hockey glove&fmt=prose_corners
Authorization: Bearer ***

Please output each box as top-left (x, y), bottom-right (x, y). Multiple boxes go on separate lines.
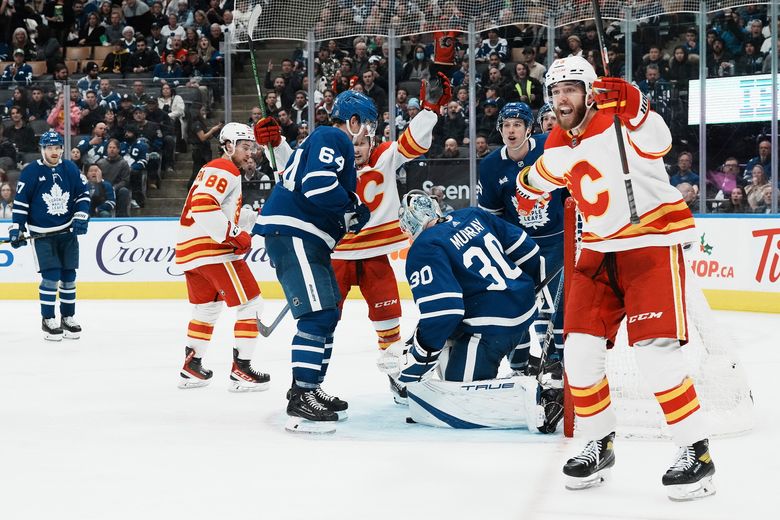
top-left (72, 212), bottom-right (89, 235)
top-left (253, 116), bottom-right (282, 147)
top-left (514, 166), bottom-right (546, 216)
top-left (421, 72), bottom-right (453, 113)
top-left (397, 333), bottom-right (440, 384)
top-left (537, 386), bottom-right (564, 434)
top-left (342, 192), bottom-right (370, 234)
top-left (225, 223), bottom-right (252, 255)
top-left (592, 77), bottom-right (650, 129)
top-left (376, 340), bottom-right (409, 375)
top-left (8, 223), bottom-right (27, 249)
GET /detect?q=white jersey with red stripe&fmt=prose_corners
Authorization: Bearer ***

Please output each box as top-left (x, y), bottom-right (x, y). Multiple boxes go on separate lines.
top-left (523, 110), bottom-right (697, 253)
top-left (332, 109), bottom-right (438, 260)
top-left (176, 157), bottom-right (243, 271)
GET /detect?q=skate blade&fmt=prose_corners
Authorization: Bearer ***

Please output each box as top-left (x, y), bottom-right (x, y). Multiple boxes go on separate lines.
top-left (178, 376), bottom-right (211, 389)
top-left (43, 332), bottom-right (63, 342)
top-left (565, 468), bottom-right (611, 490)
top-left (336, 411), bottom-right (348, 421)
top-left (228, 380), bottom-right (271, 393)
top-left (63, 331), bottom-right (80, 340)
top-left (666, 475), bottom-right (716, 501)
top-left (285, 416), bottom-right (337, 434)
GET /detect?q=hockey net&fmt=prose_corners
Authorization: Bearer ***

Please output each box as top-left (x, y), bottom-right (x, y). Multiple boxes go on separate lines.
top-left (561, 198), bottom-right (753, 439)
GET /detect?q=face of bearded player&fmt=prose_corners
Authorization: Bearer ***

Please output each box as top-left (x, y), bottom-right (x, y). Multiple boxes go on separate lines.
top-left (353, 134), bottom-right (373, 168)
top-left (549, 80), bottom-right (590, 131)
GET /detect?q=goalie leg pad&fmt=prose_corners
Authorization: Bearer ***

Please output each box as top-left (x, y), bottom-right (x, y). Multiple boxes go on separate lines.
top-left (406, 375), bottom-right (541, 430)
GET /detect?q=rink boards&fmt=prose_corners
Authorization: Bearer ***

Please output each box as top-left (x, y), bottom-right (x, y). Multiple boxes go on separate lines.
top-left (1, 215), bottom-right (779, 312)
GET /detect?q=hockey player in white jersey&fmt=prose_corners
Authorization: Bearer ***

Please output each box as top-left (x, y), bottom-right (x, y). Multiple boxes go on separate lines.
top-left (175, 123), bottom-right (270, 392)
top-left (514, 56), bottom-right (715, 500)
top-left (8, 131), bottom-right (90, 341)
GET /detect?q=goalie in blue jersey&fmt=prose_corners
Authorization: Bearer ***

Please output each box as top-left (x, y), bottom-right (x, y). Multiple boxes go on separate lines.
top-left (7, 131), bottom-right (91, 341)
top-left (378, 191), bottom-right (562, 432)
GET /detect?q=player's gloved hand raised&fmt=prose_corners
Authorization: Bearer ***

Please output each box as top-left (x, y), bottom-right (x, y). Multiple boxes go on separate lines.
top-left (421, 72), bottom-right (452, 113)
top-left (514, 166), bottom-right (546, 216)
top-left (253, 116), bottom-right (282, 147)
top-left (397, 333), bottom-right (441, 384)
top-left (592, 77), bottom-right (650, 128)
top-left (342, 192), bottom-right (370, 234)
top-left (8, 223), bottom-right (27, 249)
top-left (72, 211), bottom-right (89, 235)
top-left (225, 223), bottom-right (252, 255)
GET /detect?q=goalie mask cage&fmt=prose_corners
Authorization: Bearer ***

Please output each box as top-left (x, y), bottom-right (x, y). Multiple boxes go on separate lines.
top-left (561, 198), bottom-right (754, 439)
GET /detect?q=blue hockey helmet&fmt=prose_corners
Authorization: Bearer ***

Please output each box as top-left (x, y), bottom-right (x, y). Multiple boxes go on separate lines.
top-left (497, 102), bottom-right (534, 131)
top-left (332, 90), bottom-right (378, 137)
top-left (537, 102), bottom-right (554, 126)
top-left (398, 189), bottom-right (442, 240)
top-left (39, 131), bottom-right (64, 148)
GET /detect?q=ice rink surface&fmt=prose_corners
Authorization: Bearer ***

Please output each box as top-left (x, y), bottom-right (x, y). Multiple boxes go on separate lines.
top-left (0, 298), bottom-right (776, 520)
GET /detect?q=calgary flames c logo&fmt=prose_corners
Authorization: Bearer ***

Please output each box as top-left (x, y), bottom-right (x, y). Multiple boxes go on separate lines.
top-left (565, 160), bottom-right (610, 222)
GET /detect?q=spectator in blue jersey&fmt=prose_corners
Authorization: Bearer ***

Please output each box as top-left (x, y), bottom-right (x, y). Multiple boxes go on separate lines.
top-left (97, 79), bottom-right (121, 111)
top-left (477, 102), bottom-right (565, 382)
top-left (122, 126), bottom-right (150, 208)
top-left (252, 90), bottom-right (373, 434)
top-left (0, 49), bottom-right (33, 87)
top-left (669, 151), bottom-right (699, 187)
top-left (76, 62), bottom-right (101, 96)
top-left (476, 27), bottom-right (508, 62)
top-left (743, 138), bottom-right (772, 184)
top-left (85, 163), bottom-right (116, 217)
top-left (7, 131), bottom-right (90, 341)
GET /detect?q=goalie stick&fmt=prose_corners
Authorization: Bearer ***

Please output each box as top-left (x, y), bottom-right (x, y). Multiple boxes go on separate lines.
top-left (591, 0), bottom-right (641, 225)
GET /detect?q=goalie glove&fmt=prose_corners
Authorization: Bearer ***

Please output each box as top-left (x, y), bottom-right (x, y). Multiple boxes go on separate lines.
top-left (592, 76), bottom-right (650, 129)
top-left (341, 191), bottom-right (370, 234)
top-left (421, 72), bottom-right (452, 113)
top-left (376, 340), bottom-right (408, 375)
top-left (514, 166), bottom-right (546, 216)
top-left (398, 333), bottom-right (440, 384)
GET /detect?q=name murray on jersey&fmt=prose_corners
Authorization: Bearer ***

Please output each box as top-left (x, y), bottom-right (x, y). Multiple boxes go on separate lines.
top-left (449, 218), bottom-right (486, 250)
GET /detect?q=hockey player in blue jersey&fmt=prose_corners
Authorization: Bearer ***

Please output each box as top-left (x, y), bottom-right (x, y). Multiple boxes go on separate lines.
top-left (253, 90), bottom-right (373, 433)
top-left (8, 131), bottom-right (91, 341)
top-left (377, 190), bottom-right (559, 431)
top-left (477, 102), bottom-right (566, 384)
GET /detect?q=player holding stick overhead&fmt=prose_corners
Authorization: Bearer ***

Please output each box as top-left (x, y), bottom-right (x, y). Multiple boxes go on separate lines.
top-left (514, 55), bottom-right (715, 500)
top-left (8, 131), bottom-right (90, 341)
top-left (175, 123), bottom-right (270, 392)
top-left (253, 91), bottom-right (373, 434)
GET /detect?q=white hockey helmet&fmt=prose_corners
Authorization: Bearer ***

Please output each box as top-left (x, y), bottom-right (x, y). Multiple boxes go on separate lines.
top-left (544, 56), bottom-right (598, 104)
top-left (398, 189), bottom-right (442, 240)
top-left (219, 122), bottom-right (256, 151)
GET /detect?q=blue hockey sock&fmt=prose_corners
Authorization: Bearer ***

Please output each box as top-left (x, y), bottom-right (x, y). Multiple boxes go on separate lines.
top-left (318, 336), bottom-right (334, 384)
top-left (39, 271), bottom-right (59, 319)
top-left (291, 330), bottom-right (326, 388)
top-left (59, 269), bottom-right (77, 317)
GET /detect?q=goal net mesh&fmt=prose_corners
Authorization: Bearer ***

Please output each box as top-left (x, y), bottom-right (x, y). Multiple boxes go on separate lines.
top-left (562, 199), bottom-right (753, 439)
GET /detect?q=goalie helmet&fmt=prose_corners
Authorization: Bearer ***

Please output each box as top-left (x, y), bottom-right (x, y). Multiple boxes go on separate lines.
top-left (497, 102), bottom-right (534, 131)
top-left (332, 90), bottom-right (378, 137)
top-left (398, 189), bottom-right (442, 240)
top-left (544, 56), bottom-right (597, 103)
top-left (219, 122), bottom-right (255, 149)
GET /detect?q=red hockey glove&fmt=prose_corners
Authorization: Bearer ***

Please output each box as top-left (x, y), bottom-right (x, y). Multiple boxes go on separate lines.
top-left (514, 166), bottom-right (546, 216)
top-left (253, 116), bottom-right (282, 147)
top-left (592, 77), bottom-right (650, 129)
top-left (225, 224), bottom-right (252, 255)
top-left (421, 72), bottom-right (452, 113)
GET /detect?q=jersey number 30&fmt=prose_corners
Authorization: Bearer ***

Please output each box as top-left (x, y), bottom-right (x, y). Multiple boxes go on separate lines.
top-left (463, 233), bottom-right (523, 291)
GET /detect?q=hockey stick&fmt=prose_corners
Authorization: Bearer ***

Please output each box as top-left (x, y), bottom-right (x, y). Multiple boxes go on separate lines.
top-left (0, 228), bottom-right (72, 245)
top-left (592, 0), bottom-right (641, 225)
top-left (535, 264), bottom-right (564, 385)
top-left (244, 5), bottom-right (279, 175)
top-left (257, 302), bottom-right (290, 337)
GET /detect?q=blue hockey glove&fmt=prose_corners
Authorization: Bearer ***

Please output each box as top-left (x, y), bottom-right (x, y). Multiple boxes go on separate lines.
top-left (343, 192), bottom-right (370, 234)
top-left (398, 333), bottom-right (441, 384)
top-left (72, 212), bottom-right (89, 235)
top-left (8, 223), bottom-right (27, 249)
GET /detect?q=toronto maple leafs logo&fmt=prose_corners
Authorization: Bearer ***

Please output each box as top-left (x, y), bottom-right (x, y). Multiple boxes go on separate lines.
top-left (42, 184), bottom-right (70, 216)
top-left (512, 193), bottom-right (550, 229)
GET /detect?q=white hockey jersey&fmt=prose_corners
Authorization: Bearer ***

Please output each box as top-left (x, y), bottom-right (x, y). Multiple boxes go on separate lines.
top-left (522, 110), bottom-right (697, 253)
top-left (175, 157), bottom-right (244, 271)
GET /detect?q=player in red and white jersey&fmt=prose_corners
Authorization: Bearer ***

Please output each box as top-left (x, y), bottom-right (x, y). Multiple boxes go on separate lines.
top-left (515, 57), bottom-right (715, 501)
top-left (175, 123), bottom-right (270, 392)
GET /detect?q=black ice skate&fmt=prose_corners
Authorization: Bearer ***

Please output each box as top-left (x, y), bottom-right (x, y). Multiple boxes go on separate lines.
top-left (314, 386), bottom-right (348, 420)
top-left (61, 316), bottom-right (82, 340)
top-left (662, 439), bottom-right (716, 501)
top-left (563, 432), bottom-right (616, 490)
top-left (229, 349), bottom-right (270, 392)
top-left (178, 347), bottom-right (213, 389)
top-left (388, 375), bottom-right (408, 405)
top-left (285, 386), bottom-right (338, 434)
top-left (42, 317), bottom-right (63, 342)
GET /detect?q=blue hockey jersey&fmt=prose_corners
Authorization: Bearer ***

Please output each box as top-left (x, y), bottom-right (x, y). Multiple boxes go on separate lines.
top-left (477, 134), bottom-right (564, 239)
top-left (12, 159), bottom-right (90, 234)
top-left (406, 207), bottom-right (541, 350)
top-left (253, 126), bottom-right (357, 250)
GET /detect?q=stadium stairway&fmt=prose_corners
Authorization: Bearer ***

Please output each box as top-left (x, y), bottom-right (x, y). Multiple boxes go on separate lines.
top-left (138, 40), bottom-right (297, 216)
